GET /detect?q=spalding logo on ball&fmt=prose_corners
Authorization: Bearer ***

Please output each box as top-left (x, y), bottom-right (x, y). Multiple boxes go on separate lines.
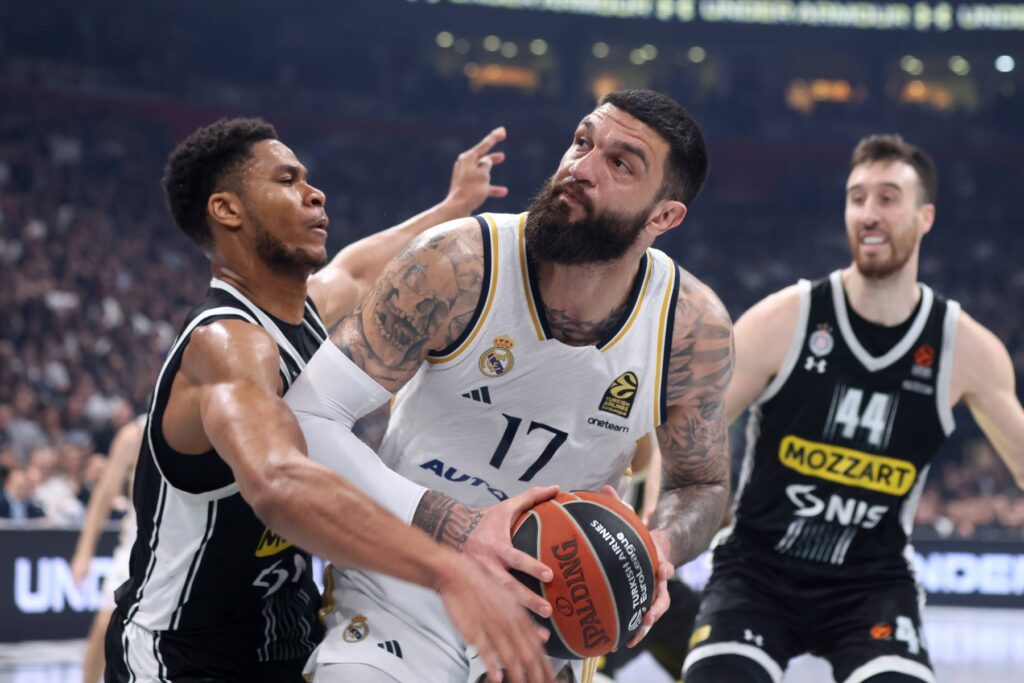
top-left (510, 491), bottom-right (658, 660)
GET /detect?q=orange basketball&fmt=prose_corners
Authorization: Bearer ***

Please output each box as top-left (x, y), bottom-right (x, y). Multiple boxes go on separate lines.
top-left (510, 491), bottom-right (659, 660)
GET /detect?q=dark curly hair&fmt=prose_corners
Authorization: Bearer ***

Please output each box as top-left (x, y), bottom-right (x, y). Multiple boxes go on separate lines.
top-left (162, 117), bottom-right (278, 249)
top-left (599, 89), bottom-right (709, 206)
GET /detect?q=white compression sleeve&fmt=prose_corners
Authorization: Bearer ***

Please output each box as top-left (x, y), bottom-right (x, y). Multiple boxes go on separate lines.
top-left (284, 342), bottom-right (427, 524)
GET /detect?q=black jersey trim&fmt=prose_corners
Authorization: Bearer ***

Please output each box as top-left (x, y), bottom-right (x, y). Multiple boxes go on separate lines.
top-left (657, 263), bottom-right (682, 426)
top-left (125, 478), bottom-right (169, 625)
top-left (830, 270), bottom-right (935, 372)
top-left (428, 215), bottom-right (494, 360)
top-left (596, 251), bottom-right (652, 351)
top-left (522, 235), bottom-right (554, 342)
top-left (304, 298), bottom-right (328, 342)
top-left (152, 632), bottom-right (167, 681)
top-left (170, 499), bottom-right (218, 629)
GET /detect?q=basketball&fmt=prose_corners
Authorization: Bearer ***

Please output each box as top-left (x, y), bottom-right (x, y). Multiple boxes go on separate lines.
top-left (510, 491), bottom-right (659, 660)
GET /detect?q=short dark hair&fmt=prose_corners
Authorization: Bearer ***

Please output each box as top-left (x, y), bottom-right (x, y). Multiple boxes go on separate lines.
top-left (599, 89), bottom-right (709, 205)
top-left (162, 117), bottom-right (278, 249)
top-left (850, 134), bottom-right (937, 205)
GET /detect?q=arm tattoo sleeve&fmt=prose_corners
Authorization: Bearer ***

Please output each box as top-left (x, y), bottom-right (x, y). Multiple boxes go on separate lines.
top-left (651, 271), bottom-right (735, 566)
top-left (329, 224), bottom-right (485, 392)
top-left (412, 491), bottom-right (483, 553)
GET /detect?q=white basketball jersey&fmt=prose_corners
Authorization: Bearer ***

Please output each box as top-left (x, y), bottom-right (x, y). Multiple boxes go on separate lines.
top-left (327, 212), bottom-right (681, 666)
top-left (378, 211), bottom-right (681, 505)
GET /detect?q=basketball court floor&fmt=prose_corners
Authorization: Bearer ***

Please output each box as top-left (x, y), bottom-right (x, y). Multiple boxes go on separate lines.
top-left (0, 606), bottom-right (1020, 682)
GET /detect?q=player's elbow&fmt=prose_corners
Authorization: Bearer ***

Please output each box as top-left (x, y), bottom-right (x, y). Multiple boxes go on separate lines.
top-left (238, 459), bottom-right (304, 530)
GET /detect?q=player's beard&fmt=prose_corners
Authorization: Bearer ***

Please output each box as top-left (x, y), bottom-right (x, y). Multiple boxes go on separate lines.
top-left (251, 214), bottom-right (326, 280)
top-left (525, 177), bottom-right (649, 265)
top-left (848, 224), bottom-right (918, 280)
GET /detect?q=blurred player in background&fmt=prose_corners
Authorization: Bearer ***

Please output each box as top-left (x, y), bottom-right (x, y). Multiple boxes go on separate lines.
top-left (684, 135), bottom-right (1024, 683)
top-left (285, 88), bottom-right (733, 683)
top-left (72, 415), bottom-right (145, 683)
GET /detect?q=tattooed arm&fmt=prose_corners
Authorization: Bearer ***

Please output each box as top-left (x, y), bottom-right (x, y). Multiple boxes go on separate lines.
top-left (330, 218), bottom-right (484, 390)
top-left (650, 267), bottom-right (734, 567)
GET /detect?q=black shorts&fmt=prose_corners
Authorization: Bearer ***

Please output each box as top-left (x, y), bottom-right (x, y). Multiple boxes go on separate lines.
top-left (683, 543), bottom-right (934, 683)
top-left (105, 610), bottom-right (310, 682)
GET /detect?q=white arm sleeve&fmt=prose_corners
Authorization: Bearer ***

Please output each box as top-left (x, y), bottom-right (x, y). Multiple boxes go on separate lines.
top-left (284, 342), bottom-right (427, 524)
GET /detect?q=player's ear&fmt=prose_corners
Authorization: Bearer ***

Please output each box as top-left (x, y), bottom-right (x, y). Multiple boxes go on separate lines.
top-left (209, 191), bottom-right (244, 232)
top-left (645, 199), bottom-right (687, 237)
top-left (918, 202), bottom-right (935, 236)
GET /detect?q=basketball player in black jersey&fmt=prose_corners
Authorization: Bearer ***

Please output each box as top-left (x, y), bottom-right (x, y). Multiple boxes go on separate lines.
top-left (104, 118), bottom-right (554, 683)
top-left (684, 135), bottom-right (1024, 683)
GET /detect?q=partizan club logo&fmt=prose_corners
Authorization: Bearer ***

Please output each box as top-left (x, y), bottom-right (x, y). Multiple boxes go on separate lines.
top-left (808, 324), bottom-right (835, 357)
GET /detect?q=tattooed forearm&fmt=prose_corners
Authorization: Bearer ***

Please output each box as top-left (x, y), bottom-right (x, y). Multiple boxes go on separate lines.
top-left (412, 491), bottom-right (483, 553)
top-left (330, 222), bottom-right (486, 392)
top-left (651, 410), bottom-right (731, 565)
top-left (650, 269), bottom-right (735, 566)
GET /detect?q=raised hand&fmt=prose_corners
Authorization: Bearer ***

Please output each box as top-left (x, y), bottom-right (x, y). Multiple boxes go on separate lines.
top-left (444, 127), bottom-right (509, 215)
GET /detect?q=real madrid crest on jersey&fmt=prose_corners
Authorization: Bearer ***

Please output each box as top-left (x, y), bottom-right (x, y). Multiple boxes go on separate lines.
top-left (479, 335), bottom-right (515, 378)
top-left (808, 324), bottom-right (835, 357)
top-left (342, 614), bottom-right (369, 643)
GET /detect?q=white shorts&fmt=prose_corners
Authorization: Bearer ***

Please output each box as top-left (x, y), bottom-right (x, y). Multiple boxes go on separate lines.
top-left (101, 524), bottom-right (136, 611)
top-left (305, 589), bottom-right (468, 683)
top-left (314, 567), bottom-right (591, 683)
top-left (466, 653), bottom-right (586, 682)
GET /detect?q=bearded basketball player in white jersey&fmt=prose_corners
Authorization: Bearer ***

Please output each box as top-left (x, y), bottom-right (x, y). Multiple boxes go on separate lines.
top-left (683, 136), bottom-right (1024, 683)
top-left (285, 89), bottom-right (735, 683)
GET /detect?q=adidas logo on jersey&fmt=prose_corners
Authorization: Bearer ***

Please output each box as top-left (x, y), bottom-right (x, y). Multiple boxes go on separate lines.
top-left (461, 387), bottom-right (492, 404)
top-left (377, 640), bottom-right (403, 658)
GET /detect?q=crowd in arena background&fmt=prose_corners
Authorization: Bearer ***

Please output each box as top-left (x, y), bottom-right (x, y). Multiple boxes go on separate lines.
top-left (1, 49), bottom-right (1023, 540)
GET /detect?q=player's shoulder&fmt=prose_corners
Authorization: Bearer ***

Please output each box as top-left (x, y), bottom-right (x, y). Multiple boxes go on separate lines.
top-left (666, 265), bottom-right (733, 364)
top-left (732, 281), bottom-right (806, 335)
top-left (181, 318), bottom-right (282, 386)
top-left (671, 264), bottom-right (732, 334)
top-left (953, 307), bottom-right (1011, 367)
top-left (405, 215), bottom-right (486, 262)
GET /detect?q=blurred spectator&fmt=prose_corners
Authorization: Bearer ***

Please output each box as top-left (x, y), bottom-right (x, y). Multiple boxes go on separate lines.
top-left (27, 445), bottom-right (84, 524)
top-left (0, 468), bottom-right (46, 520)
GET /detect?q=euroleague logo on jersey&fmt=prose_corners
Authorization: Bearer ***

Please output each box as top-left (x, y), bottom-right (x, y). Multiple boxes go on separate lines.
top-left (479, 335), bottom-right (515, 378)
top-left (911, 343), bottom-right (935, 380)
top-left (599, 371), bottom-right (639, 418)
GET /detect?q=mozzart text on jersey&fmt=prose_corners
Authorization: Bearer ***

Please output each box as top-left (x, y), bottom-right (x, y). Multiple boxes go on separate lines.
top-left (779, 435), bottom-right (917, 495)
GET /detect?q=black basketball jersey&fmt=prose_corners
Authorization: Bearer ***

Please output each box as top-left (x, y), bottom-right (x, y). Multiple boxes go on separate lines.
top-left (116, 278), bottom-right (327, 662)
top-left (723, 270), bottom-right (960, 576)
